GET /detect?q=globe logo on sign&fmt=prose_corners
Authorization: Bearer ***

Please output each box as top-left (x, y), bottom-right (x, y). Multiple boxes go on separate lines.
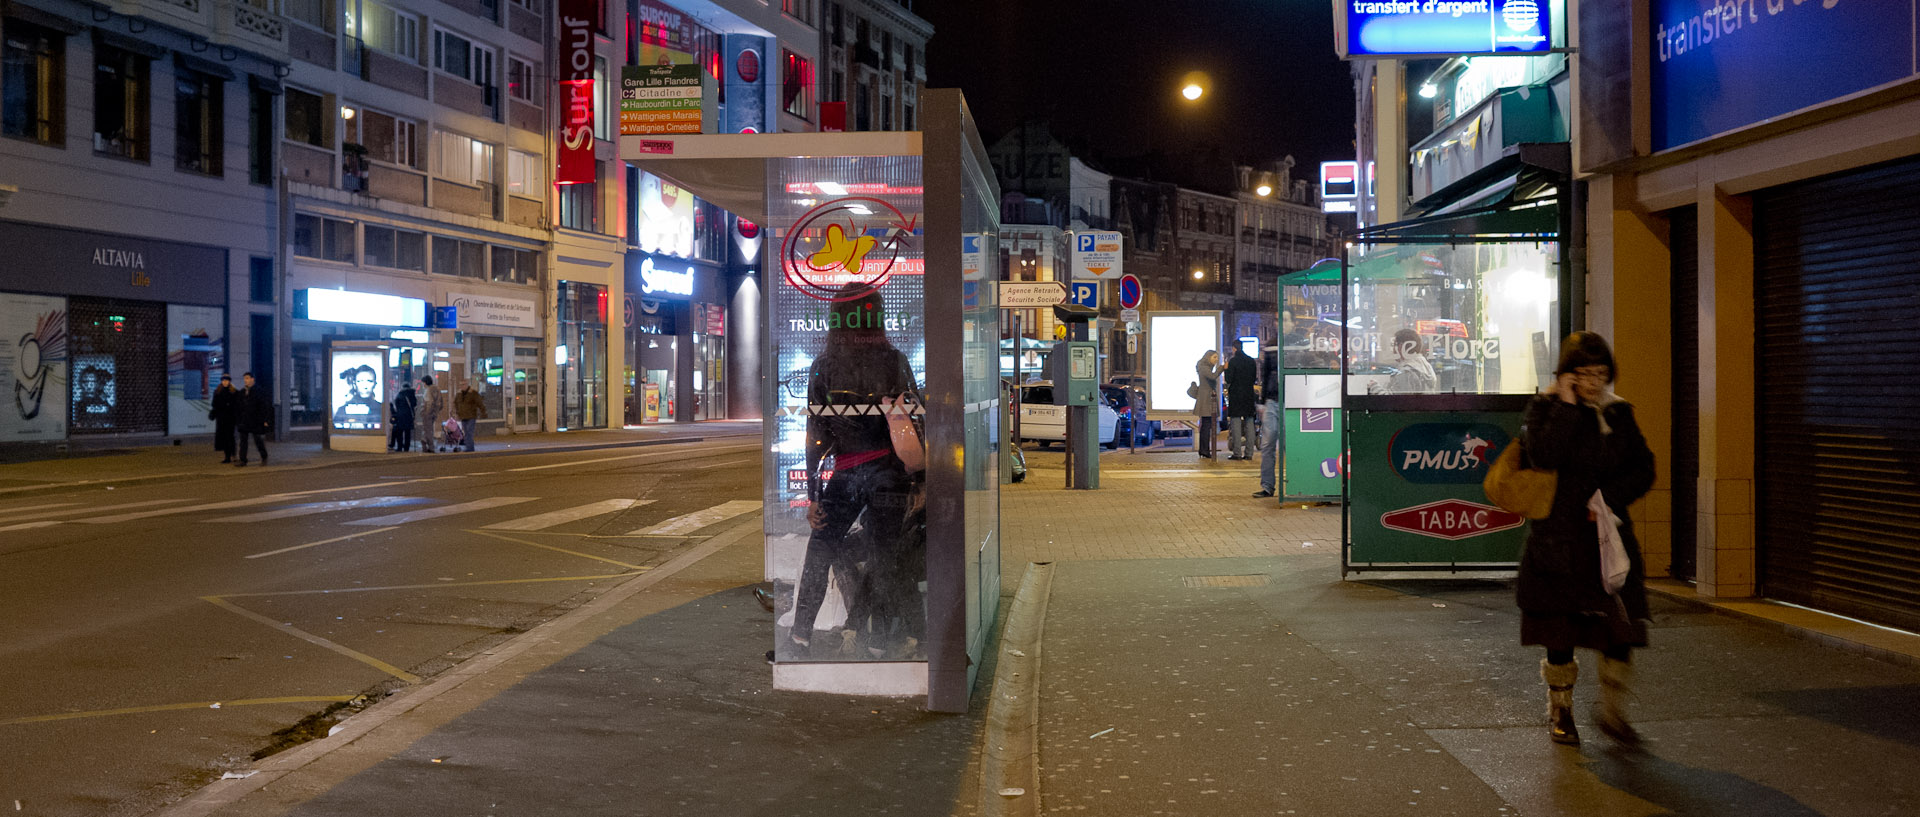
top-left (1501, 0), bottom-right (1540, 32)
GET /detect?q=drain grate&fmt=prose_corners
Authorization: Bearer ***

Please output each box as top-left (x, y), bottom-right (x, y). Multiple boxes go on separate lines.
top-left (1182, 574), bottom-right (1271, 588)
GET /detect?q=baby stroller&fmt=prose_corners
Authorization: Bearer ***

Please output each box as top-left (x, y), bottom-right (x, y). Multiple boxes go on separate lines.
top-left (441, 416), bottom-right (465, 450)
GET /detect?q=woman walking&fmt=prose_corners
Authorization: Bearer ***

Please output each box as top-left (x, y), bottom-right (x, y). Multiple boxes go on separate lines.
top-left (1192, 350), bottom-right (1224, 459)
top-left (1517, 332), bottom-right (1655, 745)
top-left (210, 374), bottom-right (238, 463)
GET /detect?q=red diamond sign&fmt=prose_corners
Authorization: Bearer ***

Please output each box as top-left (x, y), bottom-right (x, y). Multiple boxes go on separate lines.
top-left (1380, 499), bottom-right (1525, 541)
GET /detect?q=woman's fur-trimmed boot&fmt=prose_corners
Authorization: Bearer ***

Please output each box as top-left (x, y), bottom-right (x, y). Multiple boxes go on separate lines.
top-left (1596, 657), bottom-right (1640, 744)
top-left (1542, 658), bottom-right (1580, 745)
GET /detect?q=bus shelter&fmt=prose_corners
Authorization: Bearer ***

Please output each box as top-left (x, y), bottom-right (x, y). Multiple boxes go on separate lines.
top-left (323, 340), bottom-right (461, 452)
top-left (622, 90), bottom-right (1001, 712)
top-left (1340, 200), bottom-right (1567, 574)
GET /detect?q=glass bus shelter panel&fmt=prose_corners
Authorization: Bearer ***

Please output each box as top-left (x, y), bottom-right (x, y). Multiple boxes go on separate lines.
top-left (1344, 242), bottom-right (1561, 397)
top-left (765, 155), bottom-right (930, 665)
top-left (954, 151), bottom-right (1002, 675)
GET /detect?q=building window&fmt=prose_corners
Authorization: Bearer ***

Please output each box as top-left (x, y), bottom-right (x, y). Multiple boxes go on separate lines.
top-left (902, 101), bottom-right (913, 131)
top-left (880, 93), bottom-right (891, 131)
top-left (781, 50), bottom-right (812, 120)
top-left (782, 0), bottom-right (812, 25)
top-left (284, 87), bottom-right (326, 146)
top-left (432, 235), bottom-right (486, 278)
top-left (364, 225), bottom-right (425, 270)
top-left (249, 257), bottom-right (274, 302)
top-left (284, 0), bottom-right (329, 31)
top-left (175, 68), bottom-right (223, 175)
top-left (93, 44), bottom-right (150, 160)
top-left (558, 168), bottom-right (598, 232)
top-left (248, 86), bottom-right (273, 184)
top-left (829, 67), bottom-right (843, 103)
top-left (2, 19), bottom-right (64, 145)
top-left (881, 31), bottom-right (891, 70)
top-left (903, 42), bottom-right (914, 78)
top-left (434, 28), bottom-right (493, 85)
top-left (593, 56), bottom-right (609, 141)
top-left (829, 3), bottom-right (842, 46)
top-left (351, 2), bottom-right (418, 61)
top-left (434, 130), bottom-right (493, 188)
top-left (490, 246), bottom-right (538, 284)
top-left (293, 214), bottom-right (355, 262)
top-left (342, 105), bottom-right (418, 167)
top-left (506, 149), bottom-right (543, 197)
top-left (507, 55), bottom-right (535, 102)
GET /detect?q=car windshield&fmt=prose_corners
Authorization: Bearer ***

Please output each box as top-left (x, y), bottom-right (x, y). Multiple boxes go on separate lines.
top-left (1022, 386), bottom-right (1053, 404)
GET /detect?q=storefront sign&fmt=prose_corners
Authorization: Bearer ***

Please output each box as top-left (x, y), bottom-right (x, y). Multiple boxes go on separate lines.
top-left (621, 64), bottom-right (706, 136)
top-left (0, 222), bottom-right (226, 306)
top-left (1380, 498), bottom-right (1525, 540)
top-left (1650, 0), bottom-right (1918, 151)
top-left (449, 293), bottom-right (538, 331)
top-left (0, 293), bottom-right (68, 441)
top-left (1348, 408), bottom-right (1526, 564)
top-left (297, 288), bottom-right (429, 328)
top-left (1388, 422), bottom-right (1508, 483)
top-left (638, 256), bottom-right (696, 297)
top-left (556, 0), bottom-right (597, 186)
top-left (1338, 0), bottom-right (1558, 57)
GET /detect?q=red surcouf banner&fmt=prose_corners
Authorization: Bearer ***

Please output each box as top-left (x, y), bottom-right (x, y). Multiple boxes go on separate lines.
top-left (556, 0), bottom-right (596, 186)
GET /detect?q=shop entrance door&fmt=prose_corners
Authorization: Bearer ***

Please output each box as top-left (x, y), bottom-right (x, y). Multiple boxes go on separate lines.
top-left (470, 336), bottom-right (507, 436)
top-left (512, 340), bottom-right (542, 431)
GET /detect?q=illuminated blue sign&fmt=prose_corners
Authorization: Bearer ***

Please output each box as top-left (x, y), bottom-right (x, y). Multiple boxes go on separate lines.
top-left (1650, 0), bottom-right (1918, 151)
top-left (1343, 0), bottom-right (1555, 56)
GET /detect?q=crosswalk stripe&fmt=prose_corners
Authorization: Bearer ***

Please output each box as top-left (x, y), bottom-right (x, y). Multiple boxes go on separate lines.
top-left (480, 499), bottom-right (648, 531)
top-left (0, 520), bottom-right (62, 533)
top-left (208, 496), bottom-right (427, 524)
top-left (345, 496), bottom-right (538, 526)
top-left (79, 496), bottom-right (292, 524)
top-left (245, 526), bottom-right (402, 559)
top-left (3, 498), bottom-right (189, 523)
top-left (503, 443), bottom-right (758, 473)
top-left (625, 499), bottom-right (760, 536)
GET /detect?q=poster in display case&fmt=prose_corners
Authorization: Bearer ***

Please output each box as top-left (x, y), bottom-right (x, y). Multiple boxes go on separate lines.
top-left (1, 294), bottom-right (67, 441)
top-left (330, 350), bottom-right (385, 432)
top-left (167, 305), bottom-right (225, 435)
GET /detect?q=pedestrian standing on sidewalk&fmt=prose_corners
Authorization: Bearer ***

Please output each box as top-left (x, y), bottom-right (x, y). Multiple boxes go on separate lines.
top-left (1254, 346), bottom-right (1281, 497)
top-left (1191, 350), bottom-right (1224, 459)
top-left (210, 374), bottom-right (238, 463)
top-left (418, 376), bottom-right (444, 453)
top-left (1224, 345), bottom-right (1257, 460)
top-left (234, 372), bottom-right (271, 467)
top-left (1517, 331), bottom-right (1655, 746)
top-left (453, 381), bottom-right (487, 452)
top-left (389, 380), bottom-right (418, 452)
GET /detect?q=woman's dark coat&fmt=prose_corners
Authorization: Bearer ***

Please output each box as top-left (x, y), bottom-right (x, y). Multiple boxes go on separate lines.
top-left (210, 385), bottom-right (238, 454)
top-left (1515, 393), bottom-right (1657, 625)
top-left (391, 386), bottom-right (418, 430)
top-left (1224, 350), bottom-right (1258, 418)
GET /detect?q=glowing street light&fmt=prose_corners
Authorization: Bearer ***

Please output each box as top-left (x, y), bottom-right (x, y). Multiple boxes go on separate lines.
top-left (1255, 184), bottom-right (1273, 197)
top-left (1181, 83), bottom-right (1204, 101)
top-left (1418, 83), bottom-right (1437, 99)
top-left (1192, 269), bottom-right (1205, 280)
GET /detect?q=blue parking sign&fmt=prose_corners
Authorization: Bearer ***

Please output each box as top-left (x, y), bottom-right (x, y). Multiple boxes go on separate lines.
top-left (1069, 281), bottom-right (1098, 308)
top-left (1076, 233), bottom-right (1095, 252)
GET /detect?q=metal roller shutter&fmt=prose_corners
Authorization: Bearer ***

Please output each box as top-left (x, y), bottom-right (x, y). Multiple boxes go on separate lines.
top-left (1755, 154), bottom-right (1920, 632)
top-left (1669, 205), bottom-right (1698, 583)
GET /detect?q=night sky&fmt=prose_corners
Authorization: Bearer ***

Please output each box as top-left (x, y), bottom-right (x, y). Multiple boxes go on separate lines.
top-left (919, 0), bottom-right (1356, 182)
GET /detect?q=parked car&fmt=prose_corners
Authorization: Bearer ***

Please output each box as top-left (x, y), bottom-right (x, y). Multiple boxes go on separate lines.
top-left (1016, 382), bottom-right (1121, 448)
top-left (1100, 383), bottom-right (1159, 446)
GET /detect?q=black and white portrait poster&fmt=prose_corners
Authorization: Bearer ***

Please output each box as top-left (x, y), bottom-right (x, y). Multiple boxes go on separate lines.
top-left (330, 351), bottom-right (385, 432)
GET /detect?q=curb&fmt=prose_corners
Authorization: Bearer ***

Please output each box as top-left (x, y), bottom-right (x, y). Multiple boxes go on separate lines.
top-left (1644, 580), bottom-right (1920, 669)
top-left (977, 562), bottom-right (1053, 817)
top-left (0, 431), bottom-right (759, 498)
top-left (151, 513), bottom-right (765, 817)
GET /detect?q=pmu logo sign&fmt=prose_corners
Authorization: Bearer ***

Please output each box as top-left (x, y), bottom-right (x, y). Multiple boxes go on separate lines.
top-left (555, 0), bottom-right (596, 186)
top-left (1387, 422), bottom-right (1508, 484)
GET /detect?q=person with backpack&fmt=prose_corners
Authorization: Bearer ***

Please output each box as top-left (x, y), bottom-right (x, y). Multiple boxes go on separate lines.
top-left (389, 380), bottom-right (418, 452)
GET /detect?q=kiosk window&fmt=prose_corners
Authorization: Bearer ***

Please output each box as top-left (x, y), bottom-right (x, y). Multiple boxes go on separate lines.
top-left (1345, 242), bottom-right (1558, 396)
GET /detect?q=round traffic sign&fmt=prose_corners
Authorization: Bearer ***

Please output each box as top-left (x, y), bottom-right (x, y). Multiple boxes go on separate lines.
top-left (1118, 274), bottom-right (1143, 309)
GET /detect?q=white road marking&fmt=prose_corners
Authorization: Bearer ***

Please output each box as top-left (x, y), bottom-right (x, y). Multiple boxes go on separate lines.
top-left (481, 499), bottom-right (649, 531)
top-left (0, 520), bottom-right (62, 533)
top-left (345, 496), bottom-right (538, 526)
top-left (77, 496), bottom-right (295, 524)
top-left (504, 443), bottom-right (759, 472)
top-left (244, 526), bottom-right (402, 559)
top-left (2, 498), bottom-right (190, 522)
top-left (207, 496), bottom-right (426, 523)
top-left (0, 499), bottom-right (79, 515)
top-left (625, 499), bottom-right (760, 536)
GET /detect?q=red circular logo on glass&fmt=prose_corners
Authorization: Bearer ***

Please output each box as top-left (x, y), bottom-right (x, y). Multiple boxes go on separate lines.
top-left (736, 50), bottom-right (760, 83)
top-left (738, 218), bottom-right (759, 239)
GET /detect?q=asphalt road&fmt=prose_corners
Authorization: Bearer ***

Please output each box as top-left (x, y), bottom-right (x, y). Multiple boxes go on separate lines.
top-left (0, 438), bottom-right (763, 817)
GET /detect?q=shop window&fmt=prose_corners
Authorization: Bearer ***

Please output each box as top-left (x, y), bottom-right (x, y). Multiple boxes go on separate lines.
top-left (490, 246), bottom-right (538, 284)
top-left (68, 298), bottom-right (167, 435)
top-left (364, 225), bottom-right (426, 270)
top-left (432, 235), bottom-right (486, 278)
top-left (555, 281), bottom-right (609, 429)
top-left (1345, 242), bottom-right (1560, 396)
top-left (2, 18), bottom-right (65, 145)
top-left (781, 50), bottom-right (812, 120)
top-left (694, 200), bottom-right (727, 263)
top-left (285, 88), bottom-right (326, 147)
top-left (506, 148), bottom-right (543, 197)
top-left (350, 2), bottom-right (419, 61)
top-left (174, 67), bottom-right (223, 176)
top-left (249, 257), bottom-right (274, 302)
top-left (342, 105), bottom-right (418, 167)
top-left (293, 213), bottom-right (356, 262)
top-left (93, 44), bottom-right (150, 161)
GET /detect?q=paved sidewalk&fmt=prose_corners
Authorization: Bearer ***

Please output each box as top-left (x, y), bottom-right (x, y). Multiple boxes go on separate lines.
top-left (0, 421), bottom-right (759, 495)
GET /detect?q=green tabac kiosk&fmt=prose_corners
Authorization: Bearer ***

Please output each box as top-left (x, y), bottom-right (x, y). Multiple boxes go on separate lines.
top-left (623, 90), bottom-right (1002, 713)
top-left (1340, 199), bottom-right (1569, 575)
top-left (1276, 261), bottom-right (1344, 501)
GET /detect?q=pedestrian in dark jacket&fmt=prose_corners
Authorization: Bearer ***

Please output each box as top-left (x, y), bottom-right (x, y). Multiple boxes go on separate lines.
top-left (453, 382), bottom-right (486, 452)
top-left (1517, 332), bottom-right (1655, 746)
top-left (209, 375), bottom-right (238, 463)
top-left (1254, 348), bottom-right (1281, 497)
top-left (1223, 347), bottom-right (1258, 460)
top-left (235, 372), bottom-right (272, 466)
top-left (389, 383), bottom-right (418, 452)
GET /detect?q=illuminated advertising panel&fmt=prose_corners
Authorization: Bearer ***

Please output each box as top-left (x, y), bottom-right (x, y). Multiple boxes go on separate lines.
top-left (1146, 311), bottom-right (1221, 413)
top-left (0, 294), bottom-right (67, 441)
top-left (167, 304), bottom-right (224, 435)
top-left (635, 171), bottom-right (696, 257)
top-left (330, 350), bottom-right (385, 432)
top-left (299, 289), bottom-right (429, 328)
top-left (556, 0), bottom-right (596, 186)
top-left (1338, 0), bottom-right (1558, 57)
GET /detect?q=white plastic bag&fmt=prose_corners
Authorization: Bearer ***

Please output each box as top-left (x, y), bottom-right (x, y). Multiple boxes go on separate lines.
top-left (1589, 489), bottom-right (1630, 594)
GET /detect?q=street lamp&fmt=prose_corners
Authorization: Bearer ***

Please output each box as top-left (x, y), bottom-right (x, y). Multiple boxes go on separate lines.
top-left (1192, 269), bottom-right (1204, 280)
top-left (1255, 183), bottom-right (1273, 197)
top-left (1181, 83), bottom-right (1204, 101)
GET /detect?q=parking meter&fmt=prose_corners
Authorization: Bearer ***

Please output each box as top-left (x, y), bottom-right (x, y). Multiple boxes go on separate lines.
top-left (1050, 304), bottom-right (1100, 489)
